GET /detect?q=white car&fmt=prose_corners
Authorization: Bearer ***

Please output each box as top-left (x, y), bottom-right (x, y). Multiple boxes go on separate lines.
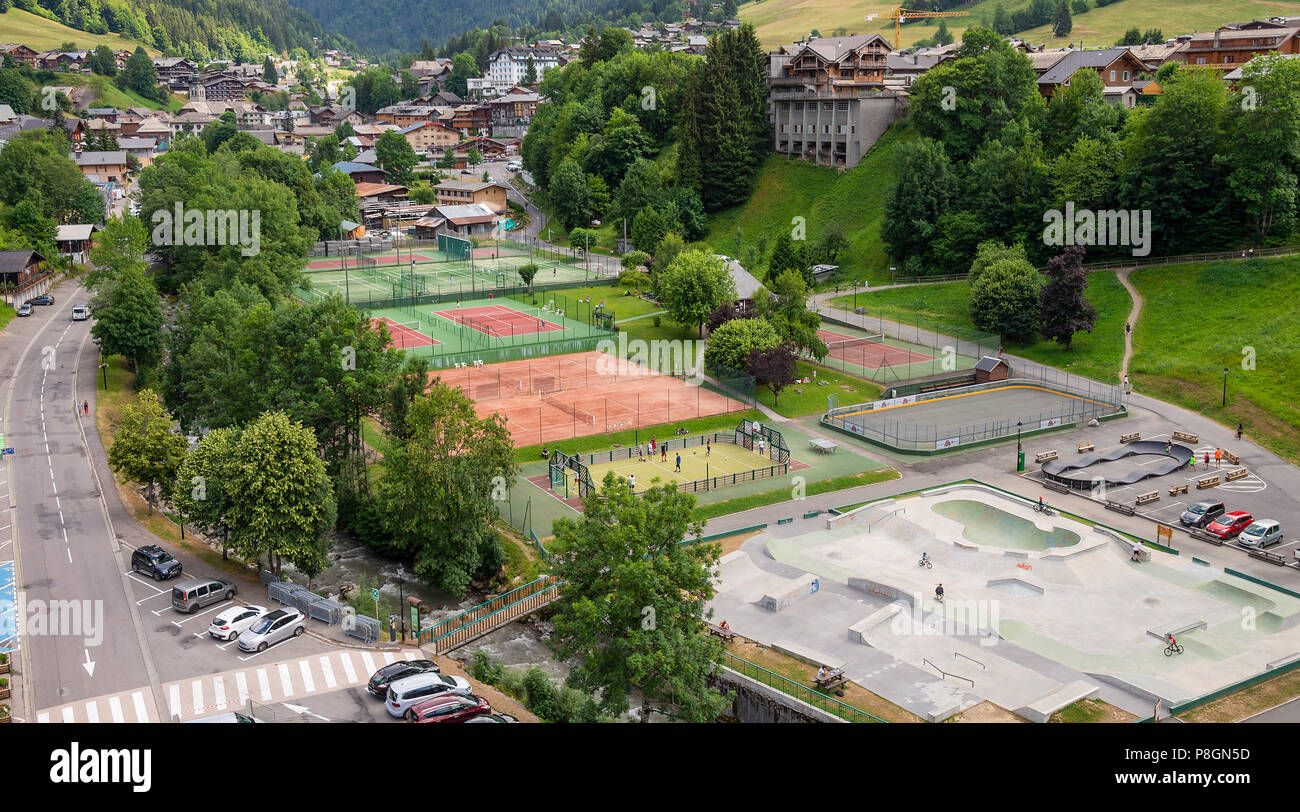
top-left (209, 604), bottom-right (268, 642)
top-left (385, 673), bottom-right (472, 718)
top-left (71, 305), bottom-right (89, 321)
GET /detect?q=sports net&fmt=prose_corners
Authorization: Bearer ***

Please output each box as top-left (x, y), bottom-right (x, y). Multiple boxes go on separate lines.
top-left (542, 392), bottom-right (597, 427)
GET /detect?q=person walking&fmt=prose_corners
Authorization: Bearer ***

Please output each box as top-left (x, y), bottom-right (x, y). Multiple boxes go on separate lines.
top-left (675, 453), bottom-right (681, 473)
top-left (1125, 321), bottom-right (1131, 334)
top-left (661, 444), bottom-right (667, 462)
top-left (1215, 448), bottom-right (1222, 469)
top-left (83, 400), bottom-right (88, 415)
top-left (706, 439), bottom-right (711, 457)
top-left (1204, 451), bottom-right (1210, 467)
top-left (1189, 454), bottom-right (1196, 471)
top-left (1236, 423), bottom-right (1244, 441)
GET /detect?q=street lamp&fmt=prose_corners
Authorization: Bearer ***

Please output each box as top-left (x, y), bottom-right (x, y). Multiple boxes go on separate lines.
top-left (1017, 420), bottom-right (1023, 457)
top-left (397, 565), bottom-right (405, 642)
top-left (1222, 367), bottom-right (1229, 407)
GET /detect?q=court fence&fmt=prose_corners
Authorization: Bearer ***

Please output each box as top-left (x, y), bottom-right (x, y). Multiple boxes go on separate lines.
top-left (822, 374), bottom-right (1125, 452)
top-left (814, 305), bottom-right (1003, 383)
top-left (547, 421), bottom-right (789, 498)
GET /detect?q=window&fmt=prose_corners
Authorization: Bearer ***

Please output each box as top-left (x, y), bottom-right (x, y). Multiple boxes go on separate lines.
top-left (1196, 57), bottom-right (1206, 64)
top-left (1122, 70), bottom-right (1130, 80)
top-left (1109, 70), bottom-right (1116, 81)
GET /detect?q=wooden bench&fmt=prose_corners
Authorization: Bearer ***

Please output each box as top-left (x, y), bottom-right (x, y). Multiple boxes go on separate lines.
top-left (1226, 467), bottom-right (1249, 482)
top-left (1105, 501), bottom-right (1136, 516)
top-left (1169, 483), bottom-right (1189, 496)
top-left (777, 517), bottom-right (794, 525)
top-left (1172, 431), bottom-right (1198, 444)
top-left (1223, 449), bottom-right (1240, 465)
top-left (1120, 432), bottom-right (1141, 444)
top-left (813, 668), bottom-right (848, 693)
top-left (1043, 480), bottom-right (1070, 495)
top-left (1136, 491), bottom-right (1159, 506)
top-left (1197, 475), bottom-right (1221, 489)
top-left (707, 623), bottom-right (736, 643)
top-left (1034, 450), bottom-right (1059, 463)
top-left (1192, 530), bottom-right (1224, 546)
top-left (1248, 549), bottom-right (1288, 567)
top-left (1077, 442), bottom-right (1095, 453)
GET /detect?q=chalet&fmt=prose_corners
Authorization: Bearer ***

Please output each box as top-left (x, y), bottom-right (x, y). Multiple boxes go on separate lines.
top-left (71, 150), bottom-right (127, 183)
top-left (354, 182), bottom-right (409, 213)
top-left (153, 57), bottom-right (200, 90)
top-left (167, 110), bottom-right (216, 137)
top-left (55, 224), bottom-right (101, 264)
top-left (769, 34), bottom-right (901, 169)
top-left (134, 117), bottom-right (171, 141)
top-left (485, 91), bottom-right (539, 139)
top-left (1178, 26), bottom-right (1300, 69)
top-left (434, 180), bottom-right (508, 213)
top-left (450, 137), bottom-right (509, 166)
top-left (1035, 48), bottom-right (1149, 99)
top-left (374, 104), bottom-right (439, 127)
top-left (431, 203), bottom-right (500, 238)
top-left (37, 50), bottom-right (87, 71)
top-left (118, 137), bottom-right (158, 167)
top-left (885, 43), bottom-right (957, 87)
top-left (82, 107), bottom-right (121, 122)
top-left (1125, 42), bottom-right (1187, 70)
top-left (0, 43), bottom-right (39, 68)
top-left (333, 161), bottom-right (389, 184)
top-left (399, 121), bottom-right (459, 152)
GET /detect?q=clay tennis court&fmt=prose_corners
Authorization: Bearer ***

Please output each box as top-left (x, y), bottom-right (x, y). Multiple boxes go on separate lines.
top-left (433, 304), bottom-right (565, 338)
top-left (307, 253), bottom-right (444, 271)
top-left (435, 350), bottom-right (747, 446)
top-left (818, 329), bottom-right (935, 367)
top-left (372, 316), bottom-right (441, 349)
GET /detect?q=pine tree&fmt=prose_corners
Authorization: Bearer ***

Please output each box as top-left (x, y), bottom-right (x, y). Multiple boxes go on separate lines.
top-left (1053, 0), bottom-right (1073, 37)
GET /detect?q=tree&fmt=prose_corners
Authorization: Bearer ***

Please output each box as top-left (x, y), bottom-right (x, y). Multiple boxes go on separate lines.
top-left (620, 250), bottom-right (652, 271)
top-left (1071, 0), bottom-right (1089, 14)
top-left (225, 412), bottom-right (335, 577)
top-left (753, 269), bottom-right (827, 358)
top-left (1117, 27), bottom-right (1142, 46)
top-left (447, 52), bottom-right (478, 98)
top-left (586, 174), bottom-right (610, 220)
top-left (993, 2), bottom-right (1014, 34)
top-left (1224, 53), bottom-right (1300, 242)
top-left (375, 130), bottom-right (418, 184)
top-left (650, 232), bottom-right (685, 281)
top-left (968, 257), bottom-right (1041, 341)
top-left (118, 47), bottom-right (164, 102)
top-left (91, 265), bottom-right (164, 373)
top-left (2, 198), bottom-right (56, 251)
top-left (262, 56), bottom-right (278, 85)
top-left (881, 138), bottom-right (956, 268)
top-left (91, 45), bottom-right (117, 77)
top-left (630, 206), bottom-right (668, 254)
top-left (569, 227), bottom-right (597, 251)
top-left (466, 146), bottom-right (481, 167)
top-left (935, 20), bottom-right (954, 46)
top-left (523, 55), bottom-right (537, 85)
top-left (172, 426), bottom-right (239, 559)
top-left (87, 215), bottom-right (148, 292)
top-left (814, 222), bottom-right (850, 265)
top-left (374, 386), bottom-right (515, 596)
top-left (968, 240), bottom-right (1030, 283)
top-left (1039, 246), bottom-right (1096, 351)
top-left (1052, 0), bottom-right (1073, 37)
top-left (659, 250), bottom-right (737, 336)
top-left (517, 262), bottom-right (539, 290)
top-left (549, 474), bottom-right (728, 722)
top-left (107, 389), bottom-right (188, 514)
top-left (747, 344), bottom-right (797, 404)
top-left (549, 158), bottom-right (591, 230)
top-left (309, 133), bottom-right (341, 172)
top-left (705, 316), bottom-right (781, 372)
top-left (766, 230), bottom-right (810, 283)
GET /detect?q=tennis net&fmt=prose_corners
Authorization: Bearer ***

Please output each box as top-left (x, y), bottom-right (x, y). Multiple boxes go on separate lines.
top-left (825, 334), bottom-right (887, 352)
top-left (542, 393), bottom-right (597, 427)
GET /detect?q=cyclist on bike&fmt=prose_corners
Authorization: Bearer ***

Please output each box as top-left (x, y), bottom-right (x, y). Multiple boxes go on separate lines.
top-left (935, 583), bottom-right (944, 603)
top-left (919, 552), bottom-right (930, 567)
top-left (1167, 633), bottom-right (1176, 647)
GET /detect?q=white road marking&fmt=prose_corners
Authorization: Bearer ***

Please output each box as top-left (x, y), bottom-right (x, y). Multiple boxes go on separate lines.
top-left (37, 712), bottom-right (49, 724)
top-left (235, 672), bottom-right (249, 706)
top-left (168, 684), bottom-right (181, 719)
top-left (339, 651), bottom-right (358, 684)
top-left (108, 696), bottom-right (123, 723)
top-left (191, 680), bottom-right (204, 716)
top-left (257, 668), bottom-right (272, 701)
top-left (299, 660), bottom-right (315, 693)
top-left (361, 652), bottom-right (376, 675)
top-left (213, 676), bottom-right (227, 710)
top-left (319, 656), bottom-right (337, 689)
top-left (278, 663), bottom-right (294, 697)
top-left (61, 707), bottom-right (74, 723)
top-left (85, 701), bottom-right (99, 724)
top-left (382, 652), bottom-right (396, 666)
top-left (132, 692), bottom-right (148, 723)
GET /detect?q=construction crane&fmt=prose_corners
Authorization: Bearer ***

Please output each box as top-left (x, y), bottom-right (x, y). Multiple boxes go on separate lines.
top-left (886, 7), bottom-right (972, 49)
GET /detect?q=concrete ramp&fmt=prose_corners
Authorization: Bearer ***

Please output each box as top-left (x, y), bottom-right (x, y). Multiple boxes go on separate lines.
top-left (759, 573), bottom-right (820, 612)
top-left (716, 551), bottom-right (809, 605)
top-left (1016, 680), bottom-right (1100, 723)
top-left (848, 604), bottom-right (903, 644)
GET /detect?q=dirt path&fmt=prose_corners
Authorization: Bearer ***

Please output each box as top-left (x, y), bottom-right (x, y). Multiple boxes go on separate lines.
top-left (1116, 267), bottom-right (1142, 385)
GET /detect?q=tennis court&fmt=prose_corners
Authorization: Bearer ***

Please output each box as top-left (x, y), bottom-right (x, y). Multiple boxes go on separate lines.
top-left (818, 329), bottom-right (936, 367)
top-left (433, 304), bottom-right (565, 338)
top-left (584, 437), bottom-right (775, 493)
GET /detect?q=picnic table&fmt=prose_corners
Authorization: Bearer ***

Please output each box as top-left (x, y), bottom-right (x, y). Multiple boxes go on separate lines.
top-left (707, 623), bottom-right (736, 643)
top-left (809, 438), bottom-right (838, 454)
top-left (813, 667), bottom-right (847, 692)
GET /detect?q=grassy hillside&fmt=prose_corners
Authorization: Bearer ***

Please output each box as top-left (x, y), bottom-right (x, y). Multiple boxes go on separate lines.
top-left (1129, 256), bottom-right (1300, 465)
top-left (737, 0), bottom-right (1300, 50)
top-left (0, 8), bottom-right (158, 54)
top-left (707, 122), bottom-right (914, 287)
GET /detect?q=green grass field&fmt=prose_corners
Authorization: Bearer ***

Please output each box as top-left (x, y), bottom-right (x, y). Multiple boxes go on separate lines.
top-left (707, 124), bottom-right (913, 287)
top-left (580, 437), bottom-right (776, 493)
top-left (829, 270), bottom-right (1129, 383)
top-left (0, 8), bottom-right (160, 53)
top-left (759, 360), bottom-right (882, 417)
top-left (736, 0), bottom-right (1300, 50)
top-left (1129, 256), bottom-right (1300, 465)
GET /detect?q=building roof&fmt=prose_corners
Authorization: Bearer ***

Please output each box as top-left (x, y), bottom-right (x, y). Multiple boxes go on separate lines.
top-left (72, 150), bottom-right (127, 166)
top-left (0, 104), bottom-right (14, 122)
top-left (332, 161), bottom-right (384, 175)
top-left (1026, 48), bottom-right (1074, 72)
top-left (0, 249), bottom-right (46, 274)
top-left (781, 34), bottom-right (892, 64)
top-left (354, 182), bottom-right (408, 198)
top-left (433, 202), bottom-right (498, 223)
top-left (117, 137), bottom-right (157, 150)
top-left (887, 44), bottom-right (958, 72)
top-left (56, 224), bottom-right (99, 241)
top-left (1125, 42), bottom-right (1186, 66)
top-left (435, 180), bottom-right (506, 192)
top-left (975, 356), bottom-right (1008, 372)
top-left (1037, 48), bottom-right (1135, 85)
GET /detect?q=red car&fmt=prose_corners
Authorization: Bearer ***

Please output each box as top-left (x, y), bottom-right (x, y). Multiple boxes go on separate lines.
top-left (1206, 511), bottom-right (1253, 539)
top-left (406, 693), bottom-right (491, 723)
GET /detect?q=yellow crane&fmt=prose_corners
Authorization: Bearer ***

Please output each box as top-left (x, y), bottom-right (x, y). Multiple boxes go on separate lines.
top-left (886, 7), bottom-right (972, 49)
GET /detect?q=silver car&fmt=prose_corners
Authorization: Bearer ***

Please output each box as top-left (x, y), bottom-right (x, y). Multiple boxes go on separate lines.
top-left (1239, 520), bottom-right (1283, 548)
top-left (236, 608), bottom-right (306, 652)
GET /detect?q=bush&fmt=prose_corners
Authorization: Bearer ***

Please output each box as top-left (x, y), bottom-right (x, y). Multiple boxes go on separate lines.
top-left (553, 686), bottom-right (605, 723)
top-left (522, 667), bottom-right (558, 720)
top-left (968, 258), bottom-right (1042, 340)
top-left (470, 650), bottom-right (504, 685)
top-left (620, 250), bottom-right (651, 270)
top-left (704, 317), bottom-right (781, 371)
top-left (498, 667), bottom-right (527, 700)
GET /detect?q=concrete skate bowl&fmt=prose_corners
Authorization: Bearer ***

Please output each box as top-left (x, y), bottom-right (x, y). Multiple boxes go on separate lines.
top-left (932, 498), bottom-right (1082, 551)
top-left (1041, 441), bottom-right (1192, 490)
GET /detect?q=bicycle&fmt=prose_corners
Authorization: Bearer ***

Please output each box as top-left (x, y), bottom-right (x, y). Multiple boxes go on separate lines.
top-left (1033, 502), bottom-right (1056, 517)
top-left (1164, 640), bottom-right (1184, 657)
top-left (918, 558), bottom-right (933, 569)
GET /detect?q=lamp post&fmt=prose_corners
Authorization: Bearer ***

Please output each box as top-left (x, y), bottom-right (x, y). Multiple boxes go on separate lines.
top-left (396, 565), bottom-right (405, 642)
top-left (1222, 367), bottom-right (1229, 407)
top-left (1016, 420), bottom-right (1024, 472)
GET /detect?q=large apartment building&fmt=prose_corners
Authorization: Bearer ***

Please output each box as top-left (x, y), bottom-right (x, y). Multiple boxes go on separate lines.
top-left (482, 47), bottom-right (560, 94)
top-left (1178, 24), bottom-right (1300, 69)
top-left (768, 34), bottom-right (902, 170)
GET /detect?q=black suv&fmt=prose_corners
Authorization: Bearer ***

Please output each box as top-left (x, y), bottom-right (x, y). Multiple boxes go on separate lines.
top-left (131, 544), bottom-right (182, 580)
top-left (367, 659), bottom-right (441, 698)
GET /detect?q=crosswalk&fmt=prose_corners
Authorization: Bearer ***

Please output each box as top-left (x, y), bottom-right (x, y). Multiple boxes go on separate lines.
top-left (35, 648), bottom-right (421, 723)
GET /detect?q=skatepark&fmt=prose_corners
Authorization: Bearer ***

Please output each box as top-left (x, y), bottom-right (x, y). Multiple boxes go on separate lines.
top-left (707, 483), bottom-right (1300, 721)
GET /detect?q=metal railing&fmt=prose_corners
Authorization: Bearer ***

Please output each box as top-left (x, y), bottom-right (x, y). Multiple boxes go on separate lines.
top-left (721, 652), bottom-right (886, 723)
top-left (923, 657), bottom-right (975, 687)
top-left (417, 575), bottom-right (559, 652)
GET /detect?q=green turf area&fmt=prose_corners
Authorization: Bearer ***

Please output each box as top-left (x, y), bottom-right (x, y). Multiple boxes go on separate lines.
top-left (0, 304), bottom-right (16, 333)
top-left (759, 360), bottom-right (882, 418)
top-left (690, 469), bottom-right (900, 523)
top-left (580, 437), bottom-right (777, 493)
top-left (512, 409), bottom-right (764, 465)
top-left (1130, 256), bottom-right (1300, 465)
top-left (829, 271), bottom-right (1129, 384)
top-left (0, 8), bottom-right (160, 53)
top-left (707, 125), bottom-right (913, 288)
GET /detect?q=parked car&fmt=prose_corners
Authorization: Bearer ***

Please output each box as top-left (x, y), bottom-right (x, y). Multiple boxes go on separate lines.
top-left (185, 711), bottom-right (263, 723)
top-left (209, 604), bottom-right (269, 642)
top-left (1205, 511), bottom-right (1253, 540)
top-left (366, 659), bottom-right (440, 698)
top-left (71, 305), bottom-right (89, 321)
top-left (172, 576), bottom-right (236, 613)
top-left (406, 693), bottom-right (491, 723)
top-left (465, 713), bottom-right (519, 724)
top-left (1238, 520), bottom-right (1283, 548)
top-left (236, 608), bottom-right (306, 653)
top-left (385, 673), bottom-right (472, 718)
top-left (1180, 501), bottom-right (1226, 529)
top-left (506, 161), bottom-right (522, 172)
top-left (131, 544), bottom-right (182, 580)
top-left (28, 294), bottom-right (54, 306)
top-left (16, 304), bottom-right (31, 317)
